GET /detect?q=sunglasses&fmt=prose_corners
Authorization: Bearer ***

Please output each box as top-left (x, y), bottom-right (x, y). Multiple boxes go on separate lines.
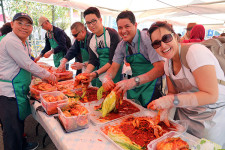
top-left (151, 33), bottom-right (174, 49)
top-left (72, 30), bottom-right (81, 37)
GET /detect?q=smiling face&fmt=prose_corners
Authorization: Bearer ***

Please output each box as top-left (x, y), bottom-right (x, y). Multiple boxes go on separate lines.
top-left (71, 28), bottom-right (85, 41)
top-left (11, 18), bottom-right (33, 42)
top-left (151, 27), bottom-right (179, 59)
top-left (117, 18), bottom-right (137, 43)
top-left (85, 14), bottom-right (103, 36)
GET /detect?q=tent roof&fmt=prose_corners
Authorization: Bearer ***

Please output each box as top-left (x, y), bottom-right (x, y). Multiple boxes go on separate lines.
top-left (27, 0), bottom-right (225, 32)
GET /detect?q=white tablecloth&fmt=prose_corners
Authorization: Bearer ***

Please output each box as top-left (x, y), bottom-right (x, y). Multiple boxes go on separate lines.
top-left (31, 101), bottom-right (199, 150)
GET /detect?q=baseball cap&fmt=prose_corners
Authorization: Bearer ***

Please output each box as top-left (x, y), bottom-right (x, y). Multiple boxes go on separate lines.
top-left (38, 16), bottom-right (48, 26)
top-left (13, 12), bottom-right (33, 25)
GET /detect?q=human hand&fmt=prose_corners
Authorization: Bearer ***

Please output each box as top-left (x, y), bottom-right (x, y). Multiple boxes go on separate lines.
top-left (56, 58), bottom-right (67, 72)
top-left (71, 62), bottom-right (84, 70)
top-left (34, 56), bottom-right (41, 63)
top-left (45, 74), bottom-right (57, 85)
top-left (102, 76), bottom-right (115, 92)
top-left (113, 78), bottom-right (135, 95)
top-left (44, 50), bottom-right (53, 58)
top-left (147, 95), bottom-right (174, 110)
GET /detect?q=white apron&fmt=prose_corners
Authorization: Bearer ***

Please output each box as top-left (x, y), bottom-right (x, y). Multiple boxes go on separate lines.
top-left (168, 46), bottom-right (225, 148)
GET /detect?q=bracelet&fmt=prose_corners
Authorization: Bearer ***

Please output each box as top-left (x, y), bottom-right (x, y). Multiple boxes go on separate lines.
top-left (94, 72), bottom-right (99, 78)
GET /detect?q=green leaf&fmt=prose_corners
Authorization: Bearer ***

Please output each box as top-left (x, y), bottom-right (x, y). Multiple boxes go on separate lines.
top-left (100, 91), bottom-right (117, 117)
top-left (97, 86), bottom-right (104, 100)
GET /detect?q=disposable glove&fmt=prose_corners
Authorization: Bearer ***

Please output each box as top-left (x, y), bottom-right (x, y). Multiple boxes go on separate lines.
top-left (114, 78), bottom-right (136, 96)
top-left (44, 50), bottom-right (53, 58)
top-left (34, 56), bottom-right (41, 63)
top-left (71, 62), bottom-right (84, 70)
top-left (147, 93), bottom-right (198, 110)
top-left (102, 75), bottom-right (115, 92)
top-left (44, 73), bottom-right (57, 85)
top-left (57, 58), bottom-right (67, 72)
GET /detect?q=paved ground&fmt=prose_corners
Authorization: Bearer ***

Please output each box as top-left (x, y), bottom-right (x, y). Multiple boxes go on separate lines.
top-left (0, 56), bottom-right (76, 150)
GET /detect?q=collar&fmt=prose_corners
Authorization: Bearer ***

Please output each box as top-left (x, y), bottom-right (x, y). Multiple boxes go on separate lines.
top-left (126, 30), bottom-right (138, 47)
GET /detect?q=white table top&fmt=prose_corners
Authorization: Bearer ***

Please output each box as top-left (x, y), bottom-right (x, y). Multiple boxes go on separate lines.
top-left (31, 101), bottom-right (199, 150)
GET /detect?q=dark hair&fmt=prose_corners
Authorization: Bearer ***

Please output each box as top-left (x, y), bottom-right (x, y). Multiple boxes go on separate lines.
top-left (0, 22), bottom-right (12, 35)
top-left (116, 10), bottom-right (136, 25)
top-left (71, 22), bottom-right (85, 31)
top-left (220, 33), bottom-right (225, 37)
top-left (83, 7), bottom-right (101, 18)
top-left (148, 21), bottom-right (175, 40)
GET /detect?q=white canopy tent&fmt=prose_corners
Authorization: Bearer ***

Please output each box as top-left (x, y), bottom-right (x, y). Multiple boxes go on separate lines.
top-left (26, 0), bottom-right (225, 32)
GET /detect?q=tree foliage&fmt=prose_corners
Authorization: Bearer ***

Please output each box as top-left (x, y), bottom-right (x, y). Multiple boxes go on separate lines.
top-left (3, 0), bottom-right (71, 30)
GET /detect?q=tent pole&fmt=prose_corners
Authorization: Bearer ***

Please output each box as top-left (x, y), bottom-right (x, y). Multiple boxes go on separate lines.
top-left (0, 0), bottom-right (6, 23)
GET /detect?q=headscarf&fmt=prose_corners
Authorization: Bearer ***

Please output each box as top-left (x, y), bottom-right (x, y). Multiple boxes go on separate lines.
top-left (190, 24), bottom-right (205, 41)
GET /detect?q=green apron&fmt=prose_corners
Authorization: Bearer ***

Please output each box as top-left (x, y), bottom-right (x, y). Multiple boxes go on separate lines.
top-left (126, 30), bottom-right (157, 107)
top-left (48, 32), bottom-right (65, 67)
top-left (0, 35), bottom-right (6, 42)
top-left (95, 27), bottom-right (122, 87)
top-left (0, 42), bottom-right (32, 120)
top-left (80, 35), bottom-right (97, 86)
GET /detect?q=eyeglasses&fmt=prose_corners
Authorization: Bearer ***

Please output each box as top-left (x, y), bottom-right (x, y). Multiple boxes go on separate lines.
top-left (72, 30), bottom-right (81, 37)
top-left (85, 19), bottom-right (98, 26)
top-left (151, 33), bottom-right (174, 49)
top-left (16, 21), bottom-right (32, 28)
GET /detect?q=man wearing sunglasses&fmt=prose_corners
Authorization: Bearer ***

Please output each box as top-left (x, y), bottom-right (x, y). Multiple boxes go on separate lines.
top-left (180, 22), bottom-right (196, 42)
top-left (102, 11), bottom-right (165, 107)
top-left (57, 22), bottom-right (91, 76)
top-left (80, 7), bottom-right (122, 87)
top-left (34, 16), bottom-right (71, 67)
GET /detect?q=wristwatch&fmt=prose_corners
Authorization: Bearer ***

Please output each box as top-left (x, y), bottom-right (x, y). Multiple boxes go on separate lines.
top-left (134, 77), bottom-right (140, 87)
top-left (173, 95), bottom-right (180, 106)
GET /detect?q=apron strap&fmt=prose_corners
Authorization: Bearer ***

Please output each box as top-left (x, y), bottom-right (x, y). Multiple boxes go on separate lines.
top-left (125, 29), bottom-right (141, 55)
top-left (95, 27), bottom-right (107, 48)
top-left (80, 34), bottom-right (87, 49)
top-left (0, 79), bottom-right (12, 83)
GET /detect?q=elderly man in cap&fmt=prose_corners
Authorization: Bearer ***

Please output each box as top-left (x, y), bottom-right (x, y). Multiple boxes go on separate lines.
top-left (34, 16), bottom-right (71, 67)
top-left (180, 22), bottom-right (196, 42)
top-left (0, 12), bottom-right (57, 150)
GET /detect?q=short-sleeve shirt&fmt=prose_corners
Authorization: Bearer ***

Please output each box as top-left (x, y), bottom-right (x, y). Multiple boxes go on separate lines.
top-left (88, 27), bottom-right (121, 67)
top-left (164, 44), bottom-right (225, 97)
top-left (113, 30), bottom-right (163, 64)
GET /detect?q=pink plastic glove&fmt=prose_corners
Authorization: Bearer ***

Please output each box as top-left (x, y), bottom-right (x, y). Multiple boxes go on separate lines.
top-left (147, 95), bottom-right (174, 110)
top-left (57, 58), bottom-right (67, 72)
top-left (147, 93), bottom-right (198, 110)
top-left (44, 74), bottom-right (57, 85)
top-left (34, 56), bottom-right (41, 63)
top-left (71, 62), bottom-right (84, 70)
top-left (102, 75), bottom-right (115, 92)
top-left (44, 50), bottom-right (53, 58)
top-left (114, 78), bottom-right (136, 95)
top-left (79, 72), bottom-right (94, 84)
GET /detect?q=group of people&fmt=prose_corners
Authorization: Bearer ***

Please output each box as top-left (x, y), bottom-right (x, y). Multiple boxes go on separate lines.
top-left (0, 6), bottom-right (225, 150)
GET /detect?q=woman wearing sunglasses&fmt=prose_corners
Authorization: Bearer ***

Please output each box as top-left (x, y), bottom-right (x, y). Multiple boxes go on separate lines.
top-left (147, 21), bottom-right (225, 147)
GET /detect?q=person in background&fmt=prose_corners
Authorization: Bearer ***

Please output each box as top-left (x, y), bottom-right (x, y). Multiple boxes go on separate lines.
top-left (0, 12), bottom-right (57, 150)
top-left (220, 33), bottom-right (225, 37)
top-left (180, 22), bottom-right (196, 42)
top-left (102, 11), bottom-right (164, 107)
top-left (57, 22), bottom-right (90, 75)
top-left (34, 16), bottom-right (71, 67)
top-left (182, 24), bottom-right (205, 43)
top-left (81, 7), bottom-right (122, 87)
top-left (147, 21), bottom-right (225, 147)
top-left (0, 22), bottom-right (12, 41)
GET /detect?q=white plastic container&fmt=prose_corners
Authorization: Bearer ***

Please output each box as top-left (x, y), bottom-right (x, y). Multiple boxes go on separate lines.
top-left (40, 91), bottom-right (68, 115)
top-left (147, 131), bottom-right (197, 150)
top-left (99, 110), bottom-right (188, 150)
top-left (57, 102), bottom-right (89, 132)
